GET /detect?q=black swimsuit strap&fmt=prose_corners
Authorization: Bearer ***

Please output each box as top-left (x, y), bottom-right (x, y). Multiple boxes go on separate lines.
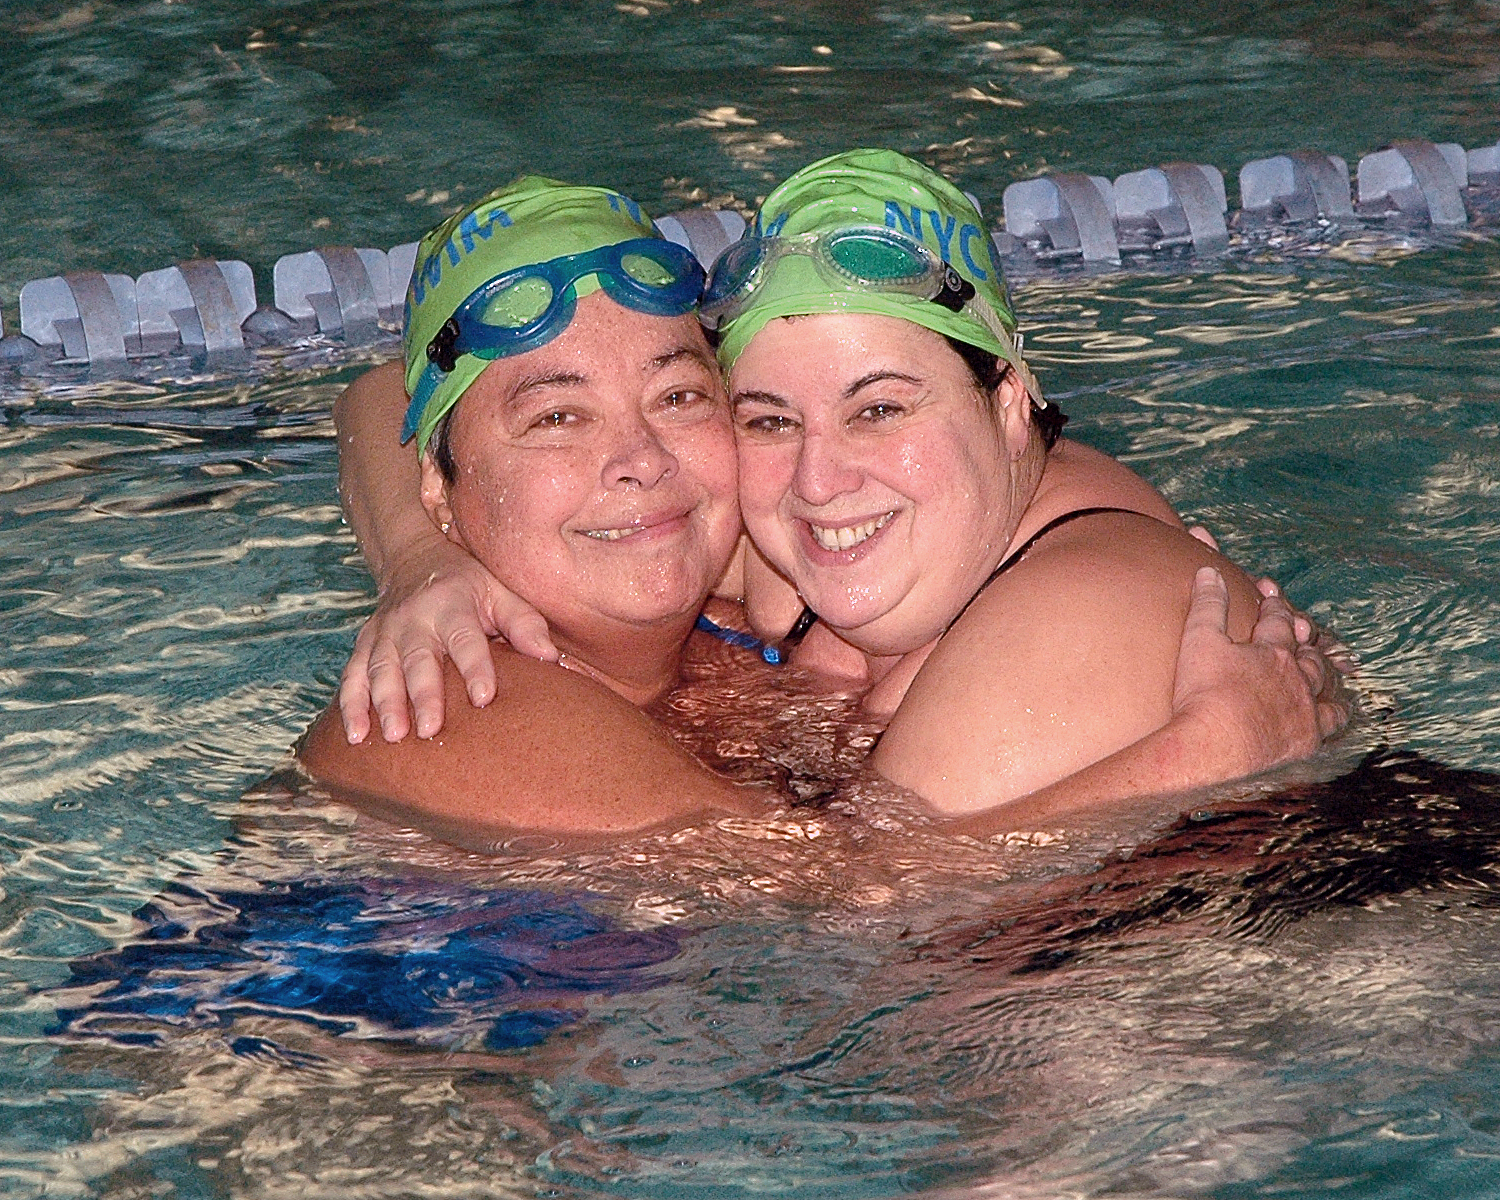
top-left (784, 604), bottom-right (819, 645)
top-left (774, 507), bottom-right (1151, 648)
top-left (944, 506), bottom-right (1145, 633)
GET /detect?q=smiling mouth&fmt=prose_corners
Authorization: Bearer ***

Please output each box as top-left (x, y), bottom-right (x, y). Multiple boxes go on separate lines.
top-left (579, 510), bottom-right (690, 542)
top-left (808, 511), bottom-right (895, 553)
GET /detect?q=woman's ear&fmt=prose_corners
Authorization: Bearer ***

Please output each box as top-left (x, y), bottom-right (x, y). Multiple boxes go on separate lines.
top-left (419, 452), bottom-right (460, 543)
top-left (994, 367), bottom-right (1033, 460)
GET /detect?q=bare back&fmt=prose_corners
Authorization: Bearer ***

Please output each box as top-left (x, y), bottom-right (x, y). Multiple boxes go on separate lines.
top-left (871, 444), bottom-right (1262, 815)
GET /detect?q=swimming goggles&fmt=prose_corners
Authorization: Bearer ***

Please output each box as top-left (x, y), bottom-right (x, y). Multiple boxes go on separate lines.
top-left (698, 225), bottom-right (977, 330)
top-left (403, 238), bottom-right (705, 440)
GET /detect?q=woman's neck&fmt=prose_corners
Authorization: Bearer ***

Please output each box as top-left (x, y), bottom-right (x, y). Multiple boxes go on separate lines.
top-left (552, 614), bottom-right (698, 708)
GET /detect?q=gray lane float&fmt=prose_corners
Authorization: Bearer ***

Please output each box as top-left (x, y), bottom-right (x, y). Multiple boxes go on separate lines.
top-left (1114, 163), bottom-right (1229, 254)
top-left (1357, 140), bottom-right (1468, 226)
top-left (1239, 152), bottom-right (1353, 222)
top-left (3, 135), bottom-right (1498, 374)
top-left (136, 260), bottom-right (257, 358)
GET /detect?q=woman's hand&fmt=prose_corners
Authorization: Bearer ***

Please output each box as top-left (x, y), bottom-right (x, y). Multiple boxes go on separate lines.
top-left (338, 537), bottom-right (558, 744)
top-left (1171, 567), bottom-right (1352, 776)
top-left (1187, 523), bottom-right (1351, 670)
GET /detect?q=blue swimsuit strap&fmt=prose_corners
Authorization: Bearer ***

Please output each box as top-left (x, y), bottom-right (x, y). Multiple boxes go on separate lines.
top-left (695, 614), bottom-right (785, 664)
top-left (694, 604), bottom-right (818, 666)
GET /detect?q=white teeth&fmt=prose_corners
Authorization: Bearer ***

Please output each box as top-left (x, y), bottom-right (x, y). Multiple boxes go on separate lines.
top-left (809, 511), bottom-right (894, 553)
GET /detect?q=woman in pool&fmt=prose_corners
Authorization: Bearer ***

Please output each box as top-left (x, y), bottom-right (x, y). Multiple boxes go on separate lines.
top-left (305, 167), bottom-right (1343, 837)
top-left (706, 149), bottom-right (1350, 818)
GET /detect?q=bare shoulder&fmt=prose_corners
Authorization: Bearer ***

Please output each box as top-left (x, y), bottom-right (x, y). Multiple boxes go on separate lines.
top-left (331, 358), bottom-right (405, 423)
top-left (872, 512), bottom-right (1259, 813)
top-left (300, 642), bottom-right (759, 837)
top-left (339, 357), bottom-right (405, 401)
top-left (1024, 438), bottom-right (1183, 534)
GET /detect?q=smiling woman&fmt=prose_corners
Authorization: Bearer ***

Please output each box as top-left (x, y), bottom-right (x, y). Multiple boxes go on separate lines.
top-left (299, 176), bottom-right (763, 835)
top-left (714, 149), bottom-right (1348, 817)
top-left (418, 295), bottom-right (739, 705)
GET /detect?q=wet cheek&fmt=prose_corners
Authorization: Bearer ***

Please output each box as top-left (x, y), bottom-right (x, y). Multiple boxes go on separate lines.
top-left (682, 444), bottom-right (738, 497)
top-left (736, 446), bottom-right (795, 516)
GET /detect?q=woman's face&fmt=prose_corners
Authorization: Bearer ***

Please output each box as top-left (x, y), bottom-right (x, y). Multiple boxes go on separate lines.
top-left (425, 291), bottom-right (740, 643)
top-left (731, 312), bottom-right (1033, 656)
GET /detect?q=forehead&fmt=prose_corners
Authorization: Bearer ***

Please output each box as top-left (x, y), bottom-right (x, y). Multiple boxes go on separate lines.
top-left (733, 312), bottom-right (957, 381)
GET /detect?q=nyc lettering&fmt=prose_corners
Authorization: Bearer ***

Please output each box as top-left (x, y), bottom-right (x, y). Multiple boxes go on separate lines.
top-left (882, 201), bottom-right (989, 281)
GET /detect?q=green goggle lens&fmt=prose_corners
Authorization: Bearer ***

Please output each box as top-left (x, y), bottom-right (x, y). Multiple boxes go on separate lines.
top-left (827, 234), bottom-right (928, 282)
top-left (480, 276), bottom-right (554, 329)
top-left (619, 251), bottom-right (678, 288)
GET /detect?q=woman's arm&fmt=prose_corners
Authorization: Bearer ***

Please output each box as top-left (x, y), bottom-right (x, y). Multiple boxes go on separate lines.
top-left (872, 513), bottom-right (1346, 815)
top-left (303, 643), bottom-right (765, 837)
top-left (333, 361), bottom-right (557, 743)
top-left (943, 568), bottom-right (1350, 836)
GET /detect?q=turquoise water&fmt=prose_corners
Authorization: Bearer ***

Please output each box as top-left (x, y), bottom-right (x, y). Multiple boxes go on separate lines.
top-left (4, 1), bottom-right (1500, 1196)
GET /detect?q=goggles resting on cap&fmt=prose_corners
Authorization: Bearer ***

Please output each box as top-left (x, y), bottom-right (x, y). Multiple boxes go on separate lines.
top-left (699, 225), bottom-right (976, 331)
top-left (403, 238), bottom-right (705, 442)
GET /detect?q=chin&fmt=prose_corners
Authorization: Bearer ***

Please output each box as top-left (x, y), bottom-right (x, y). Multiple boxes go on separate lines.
top-left (605, 577), bottom-right (715, 626)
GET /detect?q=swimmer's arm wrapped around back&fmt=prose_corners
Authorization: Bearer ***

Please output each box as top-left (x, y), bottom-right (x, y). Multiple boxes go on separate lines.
top-left (333, 360), bottom-right (559, 745)
top-left (940, 567), bottom-right (1351, 837)
top-left (875, 510), bottom-right (1350, 823)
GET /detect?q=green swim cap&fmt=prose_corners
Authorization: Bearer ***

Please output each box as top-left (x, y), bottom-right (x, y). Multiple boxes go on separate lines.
top-left (402, 175), bottom-right (659, 452)
top-left (716, 148), bottom-right (1041, 404)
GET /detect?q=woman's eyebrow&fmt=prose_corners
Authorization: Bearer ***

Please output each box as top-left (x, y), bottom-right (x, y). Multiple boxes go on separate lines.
top-left (647, 345), bottom-right (717, 374)
top-left (506, 370), bottom-right (588, 403)
top-left (731, 389), bottom-right (790, 409)
top-left (844, 369), bottom-right (923, 398)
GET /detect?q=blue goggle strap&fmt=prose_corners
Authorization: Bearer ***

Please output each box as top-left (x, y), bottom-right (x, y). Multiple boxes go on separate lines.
top-left (401, 362), bottom-right (443, 443)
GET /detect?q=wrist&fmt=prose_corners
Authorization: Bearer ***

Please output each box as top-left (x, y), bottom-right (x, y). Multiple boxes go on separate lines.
top-left (1162, 697), bottom-right (1265, 784)
top-left (378, 529), bottom-right (471, 599)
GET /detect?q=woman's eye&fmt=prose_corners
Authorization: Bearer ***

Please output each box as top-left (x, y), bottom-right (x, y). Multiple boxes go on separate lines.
top-left (854, 402), bottom-right (904, 424)
top-left (739, 413), bottom-right (799, 435)
top-left (662, 389), bottom-right (708, 411)
top-left (529, 409), bottom-right (575, 430)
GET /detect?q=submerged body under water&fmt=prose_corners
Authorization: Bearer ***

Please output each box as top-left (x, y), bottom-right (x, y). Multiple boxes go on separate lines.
top-left (34, 615), bottom-right (1500, 1198)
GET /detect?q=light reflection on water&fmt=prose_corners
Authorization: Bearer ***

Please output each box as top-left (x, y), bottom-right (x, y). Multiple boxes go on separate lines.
top-left (3, 230), bottom-right (1500, 1192)
top-left (4, 0), bottom-right (1500, 1195)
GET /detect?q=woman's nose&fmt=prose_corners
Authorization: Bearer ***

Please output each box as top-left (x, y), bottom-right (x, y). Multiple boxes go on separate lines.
top-left (792, 432), bottom-right (862, 506)
top-left (602, 421), bottom-right (680, 491)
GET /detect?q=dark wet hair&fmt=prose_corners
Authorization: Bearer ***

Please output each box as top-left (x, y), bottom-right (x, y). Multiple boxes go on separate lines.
top-left (429, 410), bottom-right (458, 484)
top-left (943, 336), bottom-right (1068, 450)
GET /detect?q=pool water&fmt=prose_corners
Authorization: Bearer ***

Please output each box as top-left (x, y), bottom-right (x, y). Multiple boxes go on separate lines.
top-left (4, 1), bottom-right (1500, 1196)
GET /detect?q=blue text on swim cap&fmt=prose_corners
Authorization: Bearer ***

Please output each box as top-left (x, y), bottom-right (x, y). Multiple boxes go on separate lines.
top-left (412, 204), bottom-right (514, 307)
top-left (607, 193), bottom-right (645, 224)
top-left (884, 202), bottom-right (990, 282)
